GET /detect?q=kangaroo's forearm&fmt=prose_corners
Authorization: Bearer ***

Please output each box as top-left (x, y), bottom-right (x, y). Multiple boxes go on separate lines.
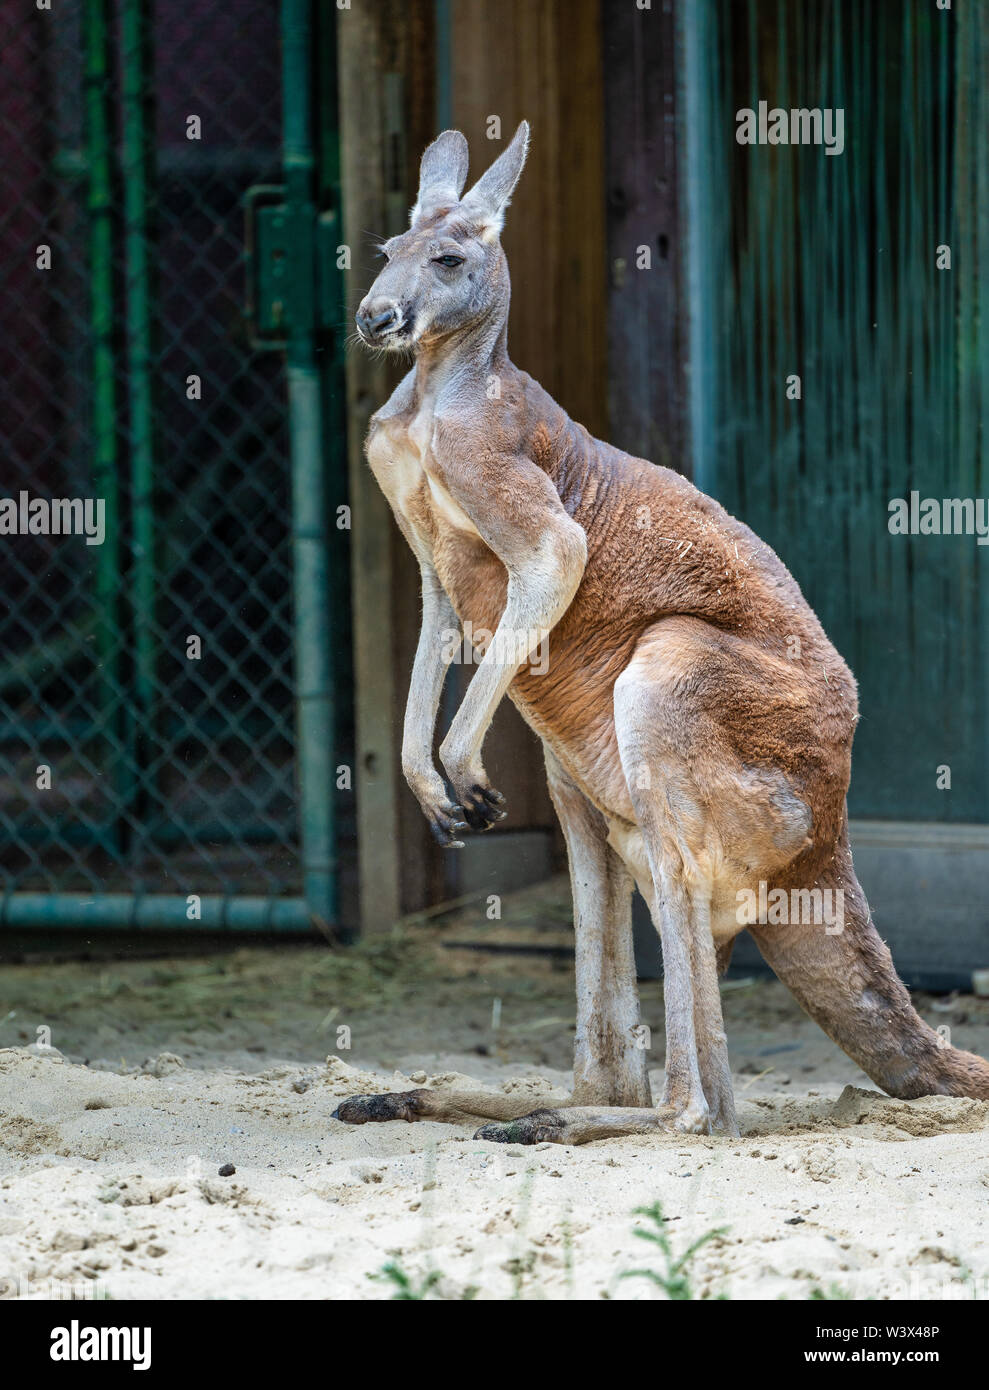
top-left (439, 530), bottom-right (585, 776)
top-left (401, 571), bottom-right (459, 783)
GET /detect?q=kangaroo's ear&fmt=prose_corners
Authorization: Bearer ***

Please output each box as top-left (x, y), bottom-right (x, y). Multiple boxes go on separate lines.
top-left (459, 120), bottom-right (530, 239)
top-left (411, 129), bottom-right (470, 224)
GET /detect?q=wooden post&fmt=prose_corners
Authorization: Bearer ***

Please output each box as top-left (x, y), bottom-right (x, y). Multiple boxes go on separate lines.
top-left (602, 0), bottom-right (687, 472)
top-left (442, 0), bottom-right (608, 894)
top-left (337, 0), bottom-right (439, 932)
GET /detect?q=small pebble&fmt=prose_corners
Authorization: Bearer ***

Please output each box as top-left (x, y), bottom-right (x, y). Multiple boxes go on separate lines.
top-left (218, 1163), bottom-right (236, 1177)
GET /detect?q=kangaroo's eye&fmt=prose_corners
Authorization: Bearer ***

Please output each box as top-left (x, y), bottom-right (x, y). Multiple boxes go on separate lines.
top-left (434, 254), bottom-right (464, 269)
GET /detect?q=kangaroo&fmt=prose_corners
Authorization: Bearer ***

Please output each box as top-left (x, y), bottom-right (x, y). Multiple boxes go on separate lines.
top-left (334, 122), bottom-right (989, 1143)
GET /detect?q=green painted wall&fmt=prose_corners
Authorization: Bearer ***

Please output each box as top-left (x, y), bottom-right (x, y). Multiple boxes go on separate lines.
top-left (687, 0), bottom-right (988, 823)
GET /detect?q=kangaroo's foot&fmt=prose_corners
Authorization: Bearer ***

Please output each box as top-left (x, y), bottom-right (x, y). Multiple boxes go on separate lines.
top-left (333, 1088), bottom-right (732, 1142)
top-left (474, 1109), bottom-right (574, 1145)
top-left (332, 1086), bottom-right (567, 1129)
top-left (332, 1089), bottom-right (432, 1124)
top-left (475, 1105), bottom-right (674, 1146)
top-left (332, 1084), bottom-right (680, 1138)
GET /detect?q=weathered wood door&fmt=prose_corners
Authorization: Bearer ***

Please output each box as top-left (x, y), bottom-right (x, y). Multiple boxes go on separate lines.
top-left (686, 0), bottom-right (988, 828)
top-left (680, 0), bottom-right (989, 984)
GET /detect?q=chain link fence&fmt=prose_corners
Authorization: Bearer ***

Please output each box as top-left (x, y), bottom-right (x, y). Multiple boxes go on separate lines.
top-left (0, 0), bottom-right (340, 927)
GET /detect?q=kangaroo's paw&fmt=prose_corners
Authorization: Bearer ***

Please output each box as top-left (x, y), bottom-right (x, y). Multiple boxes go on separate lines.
top-left (460, 782), bottom-right (507, 832)
top-left (473, 1108), bottom-right (567, 1145)
top-left (405, 768), bottom-right (469, 848)
top-left (332, 1089), bottom-right (430, 1124)
top-left (423, 800), bottom-right (470, 849)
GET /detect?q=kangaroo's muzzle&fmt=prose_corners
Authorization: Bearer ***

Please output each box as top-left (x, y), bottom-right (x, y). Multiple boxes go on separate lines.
top-left (356, 300), bottom-right (401, 342)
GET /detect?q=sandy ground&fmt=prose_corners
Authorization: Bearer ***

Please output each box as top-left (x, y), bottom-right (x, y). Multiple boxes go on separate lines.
top-left (2, 878), bottom-right (988, 1301)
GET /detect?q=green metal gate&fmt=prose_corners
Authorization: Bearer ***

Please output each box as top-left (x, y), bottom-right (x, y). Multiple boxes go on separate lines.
top-left (0, 0), bottom-right (349, 934)
top-left (684, 0), bottom-right (989, 824)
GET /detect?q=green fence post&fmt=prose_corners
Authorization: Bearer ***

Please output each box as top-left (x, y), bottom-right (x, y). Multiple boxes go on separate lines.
top-left (120, 0), bottom-right (159, 827)
top-left (679, 0), bottom-right (717, 496)
top-left (83, 0), bottom-right (125, 852)
top-left (282, 0), bottom-right (337, 931)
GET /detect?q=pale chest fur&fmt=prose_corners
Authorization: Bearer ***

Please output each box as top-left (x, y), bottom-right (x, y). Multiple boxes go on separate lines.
top-left (366, 403), bottom-right (487, 562)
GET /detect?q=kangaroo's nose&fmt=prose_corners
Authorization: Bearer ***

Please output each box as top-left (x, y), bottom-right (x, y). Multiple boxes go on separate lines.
top-left (356, 302), bottom-right (398, 339)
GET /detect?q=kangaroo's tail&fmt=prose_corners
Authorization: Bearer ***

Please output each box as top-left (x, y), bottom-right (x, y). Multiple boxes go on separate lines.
top-left (749, 825), bottom-right (989, 1100)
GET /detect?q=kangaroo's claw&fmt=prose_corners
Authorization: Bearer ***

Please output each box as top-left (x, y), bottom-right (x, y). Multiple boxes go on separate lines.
top-left (461, 783), bottom-right (507, 831)
top-left (425, 801), bottom-right (469, 848)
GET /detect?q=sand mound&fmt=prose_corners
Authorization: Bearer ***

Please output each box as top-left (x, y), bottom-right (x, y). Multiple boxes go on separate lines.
top-left (831, 1085), bottom-right (989, 1137)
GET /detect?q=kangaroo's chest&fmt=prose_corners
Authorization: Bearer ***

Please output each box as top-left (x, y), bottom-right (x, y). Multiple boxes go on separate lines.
top-left (367, 407), bottom-right (476, 539)
top-left (366, 410), bottom-right (508, 630)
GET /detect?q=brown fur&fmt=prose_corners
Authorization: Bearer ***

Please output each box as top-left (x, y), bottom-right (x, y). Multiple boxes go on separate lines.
top-left (336, 124), bottom-right (989, 1144)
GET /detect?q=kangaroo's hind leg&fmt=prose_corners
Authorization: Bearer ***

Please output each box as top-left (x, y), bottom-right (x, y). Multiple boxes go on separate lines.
top-left (682, 873), bottom-right (738, 1134)
top-left (335, 744), bottom-right (651, 1132)
top-left (611, 662), bottom-right (737, 1135)
top-left (483, 617), bottom-right (779, 1144)
top-left (470, 747), bottom-right (655, 1145)
top-left (543, 747), bottom-right (651, 1107)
